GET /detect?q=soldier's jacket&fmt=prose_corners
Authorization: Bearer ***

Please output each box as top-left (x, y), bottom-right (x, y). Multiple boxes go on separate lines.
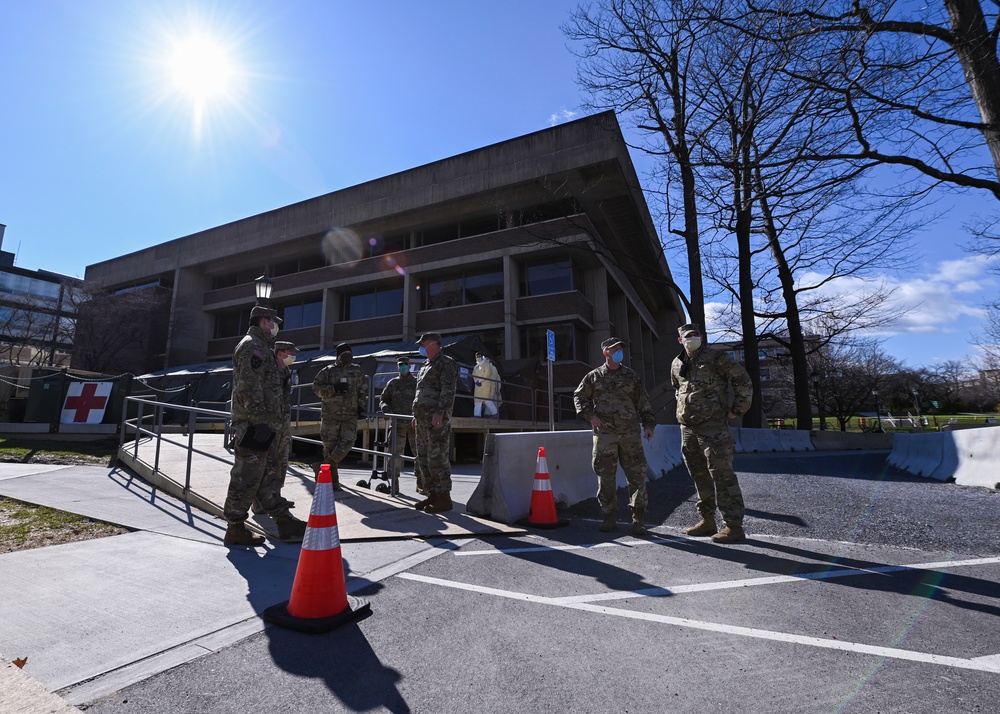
top-left (671, 345), bottom-right (753, 426)
top-left (313, 361), bottom-right (369, 420)
top-left (413, 352), bottom-right (458, 416)
top-left (574, 363), bottom-right (655, 434)
top-left (380, 373), bottom-right (417, 416)
top-left (230, 326), bottom-right (283, 429)
top-left (277, 365), bottom-right (292, 420)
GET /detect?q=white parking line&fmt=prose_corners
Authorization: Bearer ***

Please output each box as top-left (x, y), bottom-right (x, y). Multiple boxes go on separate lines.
top-left (397, 572), bottom-right (1000, 674)
top-left (454, 536), bottom-right (692, 557)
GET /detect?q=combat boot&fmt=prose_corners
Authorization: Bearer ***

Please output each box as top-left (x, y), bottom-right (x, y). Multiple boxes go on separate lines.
top-left (414, 496), bottom-right (433, 511)
top-left (686, 517), bottom-right (717, 537)
top-left (224, 522), bottom-right (266, 547)
top-left (599, 513), bottom-right (617, 533)
top-left (331, 464), bottom-right (344, 492)
top-left (630, 511), bottom-right (650, 537)
top-left (423, 492), bottom-right (453, 513)
top-left (711, 523), bottom-right (746, 544)
top-left (274, 513), bottom-right (307, 543)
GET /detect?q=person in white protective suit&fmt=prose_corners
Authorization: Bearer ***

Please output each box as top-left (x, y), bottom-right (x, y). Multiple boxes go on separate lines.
top-left (472, 351), bottom-right (501, 417)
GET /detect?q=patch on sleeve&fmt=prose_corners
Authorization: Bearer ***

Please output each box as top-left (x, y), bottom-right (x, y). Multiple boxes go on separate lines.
top-left (250, 350), bottom-right (265, 370)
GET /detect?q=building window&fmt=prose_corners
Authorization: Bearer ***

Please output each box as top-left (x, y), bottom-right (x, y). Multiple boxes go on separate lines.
top-left (422, 268), bottom-right (503, 309)
top-left (272, 255), bottom-right (327, 277)
top-left (214, 310), bottom-right (249, 339)
top-left (521, 258), bottom-right (581, 296)
top-left (279, 300), bottom-right (322, 329)
top-left (342, 282), bottom-right (404, 321)
top-left (520, 323), bottom-right (585, 362)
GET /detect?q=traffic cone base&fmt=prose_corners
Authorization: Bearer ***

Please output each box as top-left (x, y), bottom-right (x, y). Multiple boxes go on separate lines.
top-left (516, 446), bottom-right (569, 529)
top-left (264, 463), bottom-right (373, 633)
top-left (263, 596), bottom-right (371, 634)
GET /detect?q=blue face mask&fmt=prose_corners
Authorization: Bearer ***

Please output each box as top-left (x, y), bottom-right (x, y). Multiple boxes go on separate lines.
top-left (418, 346), bottom-right (427, 357)
top-left (612, 349), bottom-right (624, 363)
top-left (400, 365), bottom-right (409, 374)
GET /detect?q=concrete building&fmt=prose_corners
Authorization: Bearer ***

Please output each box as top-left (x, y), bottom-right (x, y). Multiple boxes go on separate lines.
top-left (0, 224), bottom-right (81, 368)
top-left (82, 112), bottom-right (685, 406)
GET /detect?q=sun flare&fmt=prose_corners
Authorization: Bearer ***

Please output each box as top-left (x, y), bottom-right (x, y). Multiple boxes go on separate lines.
top-left (168, 34), bottom-right (234, 103)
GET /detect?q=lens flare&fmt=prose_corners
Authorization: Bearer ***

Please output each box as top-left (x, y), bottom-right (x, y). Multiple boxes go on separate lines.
top-left (321, 227), bottom-right (364, 266)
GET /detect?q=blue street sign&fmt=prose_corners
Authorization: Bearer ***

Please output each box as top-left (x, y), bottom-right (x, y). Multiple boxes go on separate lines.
top-left (546, 329), bottom-right (556, 362)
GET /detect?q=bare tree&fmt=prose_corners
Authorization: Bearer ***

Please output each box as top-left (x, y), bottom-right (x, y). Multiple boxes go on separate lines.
top-left (70, 283), bottom-right (171, 375)
top-left (0, 295), bottom-right (59, 366)
top-left (811, 336), bottom-right (900, 430)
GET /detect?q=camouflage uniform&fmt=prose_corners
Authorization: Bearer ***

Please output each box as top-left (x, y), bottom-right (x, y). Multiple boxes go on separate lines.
top-left (224, 326), bottom-right (294, 523)
top-left (671, 343), bottom-right (753, 527)
top-left (413, 351), bottom-right (458, 495)
top-left (379, 371), bottom-right (418, 483)
top-left (313, 360), bottom-right (369, 465)
top-left (573, 363), bottom-right (656, 519)
top-left (264, 362), bottom-right (293, 492)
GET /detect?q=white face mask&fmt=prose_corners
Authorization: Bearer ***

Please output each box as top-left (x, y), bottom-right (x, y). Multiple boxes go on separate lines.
top-left (282, 354), bottom-right (295, 367)
top-left (683, 336), bottom-right (702, 351)
top-left (268, 322), bottom-right (280, 338)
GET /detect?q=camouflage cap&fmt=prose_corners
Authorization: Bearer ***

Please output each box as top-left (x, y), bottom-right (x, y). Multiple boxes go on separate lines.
top-left (678, 323), bottom-right (701, 337)
top-left (601, 337), bottom-right (626, 351)
top-left (417, 332), bottom-right (441, 344)
top-left (396, 356), bottom-right (410, 365)
top-left (273, 341), bottom-right (298, 353)
top-left (335, 342), bottom-right (352, 356)
top-left (250, 305), bottom-right (282, 323)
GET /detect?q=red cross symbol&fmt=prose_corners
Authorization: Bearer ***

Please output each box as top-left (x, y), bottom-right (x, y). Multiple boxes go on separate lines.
top-left (63, 383), bottom-right (111, 423)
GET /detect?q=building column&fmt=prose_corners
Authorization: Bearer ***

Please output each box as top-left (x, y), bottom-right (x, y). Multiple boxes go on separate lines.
top-left (321, 287), bottom-right (341, 349)
top-left (590, 267), bottom-right (611, 356)
top-left (402, 270), bottom-right (418, 342)
top-left (166, 268), bottom-right (212, 367)
top-left (503, 255), bottom-right (518, 360)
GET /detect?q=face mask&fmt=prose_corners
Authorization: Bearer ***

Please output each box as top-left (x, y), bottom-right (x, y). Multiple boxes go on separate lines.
top-left (282, 354), bottom-right (295, 367)
top-left (339, 353), bottom-right (351, 364)
top-left (400, 365), bottom-right (409, 374)
top-left (683, 337), bottom-right (702, 351)
top-left (611, 349), bottom-right (624, 363)
top-left (418, 346), bottom-right (427, 357)
top-left (268, 322), bottom-right (279, 338)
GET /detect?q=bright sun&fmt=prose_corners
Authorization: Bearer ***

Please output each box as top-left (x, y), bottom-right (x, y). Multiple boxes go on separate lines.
top-left (168, 34), bottom-right (234, 103)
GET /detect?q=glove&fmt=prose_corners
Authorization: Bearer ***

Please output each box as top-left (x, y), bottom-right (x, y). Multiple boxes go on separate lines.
top-left (334, 381), bottom-right (349, 394)
top-left (252, 423), bottom-right (274, 443)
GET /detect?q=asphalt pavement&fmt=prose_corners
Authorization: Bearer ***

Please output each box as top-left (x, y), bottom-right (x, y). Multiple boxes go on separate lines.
top-left (2, 450), bottom-right (999, 713)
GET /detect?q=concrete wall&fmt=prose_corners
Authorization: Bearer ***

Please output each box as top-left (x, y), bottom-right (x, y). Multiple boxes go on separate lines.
top-left (467, 425), bottom-right (891, 524)
top-left (887, 427), bottom-right (1000, 489)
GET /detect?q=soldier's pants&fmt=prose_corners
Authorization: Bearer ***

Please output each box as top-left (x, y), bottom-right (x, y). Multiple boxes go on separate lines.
top-left (263, 422), bottom-right (291, 491)
top-left (224, 423), bottom-right (293, 523)
top-left (321, 417), bottom-right (358, 465)
top-left (680, 423), bottom-right (745, 524)
top-left (414, 416), bottom-right (452, 494)
top-left (386, 420), bottom-right (416, 481)
top-left (592, 430), bottom-right (648, 516)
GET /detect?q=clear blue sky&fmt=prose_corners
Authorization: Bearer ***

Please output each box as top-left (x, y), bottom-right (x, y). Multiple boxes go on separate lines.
top-left (0, 0), bottom-right (994, 369)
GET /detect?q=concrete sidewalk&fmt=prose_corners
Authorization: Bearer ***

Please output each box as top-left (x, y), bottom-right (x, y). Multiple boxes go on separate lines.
top-left (0, 460), bottom-right (486, 710)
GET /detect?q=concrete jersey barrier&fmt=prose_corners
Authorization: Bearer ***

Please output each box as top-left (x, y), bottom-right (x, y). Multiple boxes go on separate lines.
top-left (886, 427), bottom-right (1000, 488)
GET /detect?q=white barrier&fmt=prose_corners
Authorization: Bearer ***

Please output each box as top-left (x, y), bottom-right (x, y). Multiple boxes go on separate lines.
top-left (735, 428), bottom-right (784, 453)
top-left (886, 433), bottom-right (912, 470)
top-left (898, 432), bottom-right (946, 479)
top-left (467, 427), bottom-right (685, 524)
top-left (951, 428), bottom-right (1000, 489)
top-left (777, 429), bottom-right (814, 452)
top-left (885, 428), bottom-right (1000, 488)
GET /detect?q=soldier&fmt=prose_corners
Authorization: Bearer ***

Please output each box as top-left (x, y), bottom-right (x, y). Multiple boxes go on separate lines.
top-left (252, 340), bottom-right (299, 516)
top-left (223, 306), bottom-right (306, 546)
top-left (671, 323), bottom-right (753, 544)
top-left (312, 342), bottom-right (369, 491)
top-left (411, 333), bottom-right (458, 513)
top-left (472, 351), bottom-right (501, 417)
top-left (574, 337), bottom-right (656, 535)
top-left (379, 356), bottom-right (419, 493)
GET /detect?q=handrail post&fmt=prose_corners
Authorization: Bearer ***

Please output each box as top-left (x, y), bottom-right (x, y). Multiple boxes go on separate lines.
top-left (185, 400), bottom-right (196, 491)
top-left (154, 402), bottom-right (164, 473)
top-left (133, 400), bottom-right (144, 459)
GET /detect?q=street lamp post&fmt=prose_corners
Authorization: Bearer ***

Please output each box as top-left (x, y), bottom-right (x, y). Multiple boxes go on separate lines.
top-left (255, 274), bottom-right (273, 307)
top-left (811, 371), bottom-right (825, 431)
top-left (872, 388), bottom-right (881, 432)
top-left (912, 386), bottom-right (921, 426)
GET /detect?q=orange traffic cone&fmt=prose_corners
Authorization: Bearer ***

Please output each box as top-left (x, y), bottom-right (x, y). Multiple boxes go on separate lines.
top-left (518, 447), bottom-right (568, 529)
top-left (263, 463), bottom-right (371, 633)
